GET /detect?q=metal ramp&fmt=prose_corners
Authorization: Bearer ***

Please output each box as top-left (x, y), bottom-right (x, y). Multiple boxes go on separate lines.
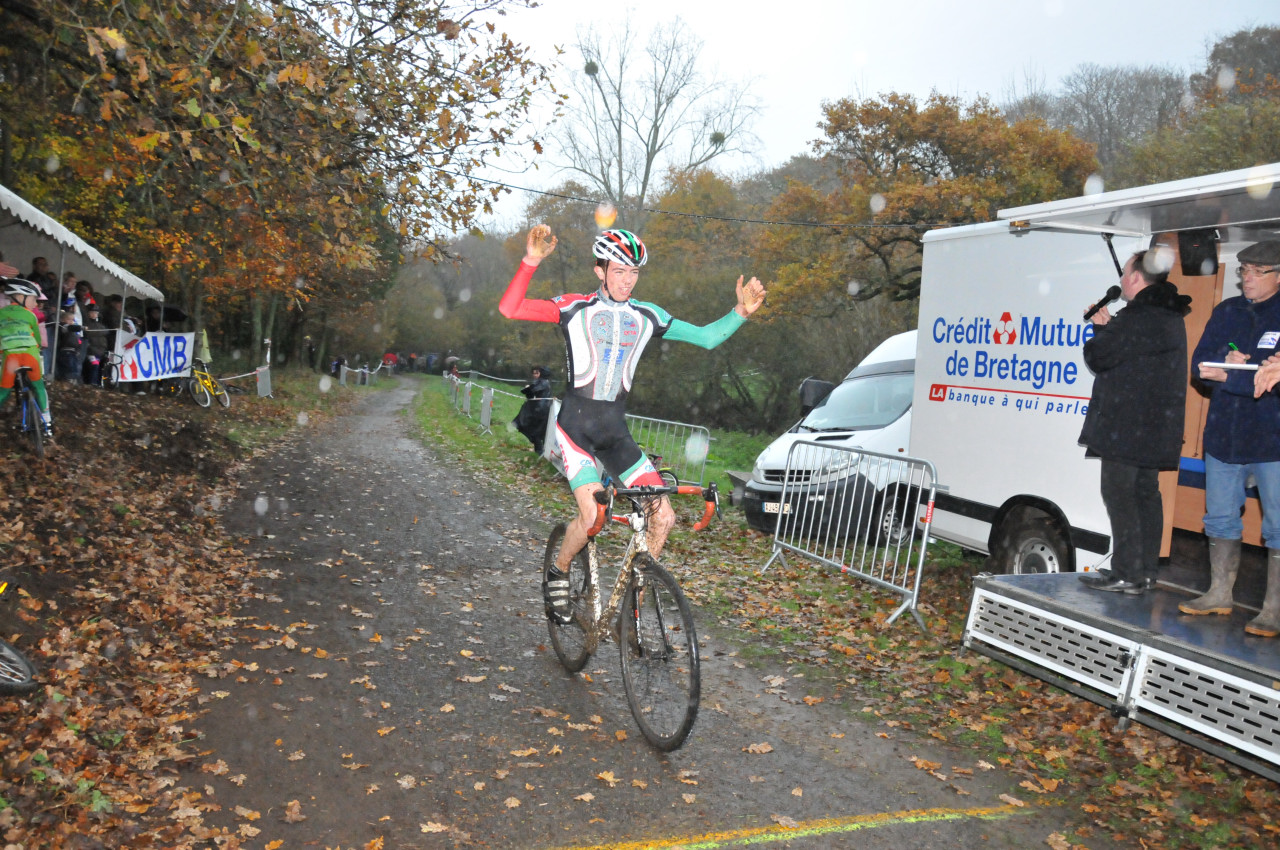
top-left (963, 573), bottom-right (1280, 782)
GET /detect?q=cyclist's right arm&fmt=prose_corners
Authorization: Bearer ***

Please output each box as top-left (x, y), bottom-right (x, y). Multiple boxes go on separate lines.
top-left (499, 261), bottom-right (560, 323)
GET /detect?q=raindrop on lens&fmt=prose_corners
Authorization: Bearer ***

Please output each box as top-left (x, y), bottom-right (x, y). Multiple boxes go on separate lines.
top-left (45, 155), bottom-right (60, 173)
top-left (219, 169), bottom-right (231, 184)
top-left (103, 168), bottom-right (114, 181)
top-left (869, 194), bottom-right (886, 214)
top-left (1145, 245), bottom-right (1175, 275)
top-left (1216, 66), bottom-right (1236, 92)
top-left (297, 412), bottom-right (309, 426)
top-left (1084, 174), bottom-right (1105, 195)
top-left (254, 496), bottom-right (269, 516)
top-left (459, 288), bottom-right (472, 303)
top-left (1038, 278), bottom-right (1051, 296)
top-left (594, 202), bottom-right (617, 229)
top-left (1246, 166), bottom-right (1273, 200)
top-left (319, 376), bottom-right (332, 393)
top-left (684, 434), bottom-right (709, 466)
top-left (433, 307), bottom-right (445, 320)
top-left (232, 349), bottom-right (242, 360)
top-left (847, 281), bottom-right (862, 296)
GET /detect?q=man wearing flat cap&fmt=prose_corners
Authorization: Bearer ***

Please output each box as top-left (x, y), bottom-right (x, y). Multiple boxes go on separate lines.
top-left (1190, 240), bottom-right (1280, 637)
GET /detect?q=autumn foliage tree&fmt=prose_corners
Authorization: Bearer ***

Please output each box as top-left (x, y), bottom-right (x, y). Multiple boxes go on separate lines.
top-left (0, 0), bottom-right (552, 356)
top-left (756, 92), bottom-right (1097, 309)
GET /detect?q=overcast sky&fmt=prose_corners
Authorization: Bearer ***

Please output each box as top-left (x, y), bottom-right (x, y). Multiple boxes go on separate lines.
top-left (478, 0), bottom-right (1278, 225)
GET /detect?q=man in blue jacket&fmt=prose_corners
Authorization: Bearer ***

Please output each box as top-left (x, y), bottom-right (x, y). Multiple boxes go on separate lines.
top-left (1078, 249), bottom-right (1191, 594)
top-left (1185, 240), bottom-right (1280, 638)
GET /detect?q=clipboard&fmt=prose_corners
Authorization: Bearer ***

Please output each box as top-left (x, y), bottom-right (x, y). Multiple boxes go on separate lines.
top-left (1201, 362), bottom-right (1259, 371)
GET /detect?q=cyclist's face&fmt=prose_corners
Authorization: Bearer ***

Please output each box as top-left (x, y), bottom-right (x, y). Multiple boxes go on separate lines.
top-left (596, 262), bottom-right (640, 301)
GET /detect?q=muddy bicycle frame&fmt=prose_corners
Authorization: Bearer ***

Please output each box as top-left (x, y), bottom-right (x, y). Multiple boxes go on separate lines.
top-left (572, 483), bottom-right (717, 655)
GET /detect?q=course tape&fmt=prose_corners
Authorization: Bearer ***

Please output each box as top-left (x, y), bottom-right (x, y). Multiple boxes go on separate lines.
top-left (549, 801), bottom-right (1043, 849)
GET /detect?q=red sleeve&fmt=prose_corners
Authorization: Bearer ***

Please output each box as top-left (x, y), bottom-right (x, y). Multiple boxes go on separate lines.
top-left (499, 261), bottom-right (560, 323)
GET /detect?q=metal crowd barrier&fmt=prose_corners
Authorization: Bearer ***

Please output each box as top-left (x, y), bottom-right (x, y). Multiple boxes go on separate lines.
top-left (622, 413), bottom-right (710, 486)
top-left (760, 440), bottom-right (937, 628)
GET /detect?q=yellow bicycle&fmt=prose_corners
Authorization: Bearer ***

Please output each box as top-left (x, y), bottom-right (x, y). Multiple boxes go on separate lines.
top-left (188, 358), bottom-right (230, 409)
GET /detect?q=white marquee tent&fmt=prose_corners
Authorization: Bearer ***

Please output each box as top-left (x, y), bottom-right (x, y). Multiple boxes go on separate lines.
top-left (0, 182), bottom-right (162, 302)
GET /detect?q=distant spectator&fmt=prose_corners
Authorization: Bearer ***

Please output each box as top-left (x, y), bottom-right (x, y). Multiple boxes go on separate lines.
top-left (56, 301), bottom-right (83, 383)
top-left (25, 257), bottom-right (57, 301)
top-left (75, 279), bottom-right (96, 312)
top-left (144, 303), bottom-right (163, 333)
top-left (382, 351), bottom-right (399, 373)
top-left (82, 303), bottom-right (108, 387)
top-left (514, 366), bottom-right (553, 455)
top-left (305, 336), bottom-right (317, 370)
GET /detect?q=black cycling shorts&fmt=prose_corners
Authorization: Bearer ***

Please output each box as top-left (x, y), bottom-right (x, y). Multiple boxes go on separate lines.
top-left (555, 395), bottom-right (660, 490)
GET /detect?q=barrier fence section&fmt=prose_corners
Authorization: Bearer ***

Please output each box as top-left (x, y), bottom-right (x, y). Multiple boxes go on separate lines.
top-left (760, 440), bottom-right (937, 628)
top-left (445, 379), bottom-right (709, 486)
top-left (624, 414), bottom-right (709, 486)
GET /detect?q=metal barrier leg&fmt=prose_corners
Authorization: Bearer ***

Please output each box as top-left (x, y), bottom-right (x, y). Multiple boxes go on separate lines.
top-left (759, 547), bottom-right (788, 574)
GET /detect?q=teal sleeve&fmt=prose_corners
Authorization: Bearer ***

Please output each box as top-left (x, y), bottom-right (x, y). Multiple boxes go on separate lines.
top-left (662, 310), bottom-right (746, 349)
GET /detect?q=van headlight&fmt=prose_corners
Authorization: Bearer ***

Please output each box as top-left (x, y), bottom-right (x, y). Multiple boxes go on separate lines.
top-left (751, 459), bottom-right (765, 483)
top-left (819, 453), bottom-right (859, 477)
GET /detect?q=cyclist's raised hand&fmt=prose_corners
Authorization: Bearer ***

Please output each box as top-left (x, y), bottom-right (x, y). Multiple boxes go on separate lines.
top-left (525, 225), bottom-right (558, 266)
top-left (734, 276), bottom-right (766, 318)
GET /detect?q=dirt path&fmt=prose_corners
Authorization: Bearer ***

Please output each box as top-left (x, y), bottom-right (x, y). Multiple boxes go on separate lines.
top-left (183, 379), bottom-right (1115, 849)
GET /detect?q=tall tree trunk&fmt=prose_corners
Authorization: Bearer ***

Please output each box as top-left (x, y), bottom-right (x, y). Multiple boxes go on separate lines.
top-left (264, 292), bottom-right (279, 365)
top-left (251, 292), bottom-right (264, 366)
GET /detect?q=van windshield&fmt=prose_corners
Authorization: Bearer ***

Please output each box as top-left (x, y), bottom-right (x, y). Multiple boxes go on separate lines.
top-left (800, 372), bottom-right (913, 432)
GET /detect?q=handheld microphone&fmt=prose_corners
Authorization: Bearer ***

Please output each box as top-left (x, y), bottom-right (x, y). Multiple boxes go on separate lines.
top-left (1083, 285), bottom-right (1122, 321)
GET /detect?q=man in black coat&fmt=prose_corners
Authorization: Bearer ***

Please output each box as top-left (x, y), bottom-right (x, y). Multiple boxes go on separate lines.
top-left (1078, 248), bottom-right (1192, 594)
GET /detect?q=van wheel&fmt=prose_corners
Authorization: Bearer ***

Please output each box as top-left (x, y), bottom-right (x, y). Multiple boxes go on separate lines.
top-left (868, 487), bottom-right (916, 547)
top-left (991, 516), bottom-right (1069, 575)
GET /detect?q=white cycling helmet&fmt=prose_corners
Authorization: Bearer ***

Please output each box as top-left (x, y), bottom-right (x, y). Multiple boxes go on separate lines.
top-left (2, 279), bottom-right (41, 300)
top-left (592, 229), bottom-right (647, 267)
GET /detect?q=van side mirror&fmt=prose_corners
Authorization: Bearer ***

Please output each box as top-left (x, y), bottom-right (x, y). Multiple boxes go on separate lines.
top-left (798, 378), bottom-right (836, 416)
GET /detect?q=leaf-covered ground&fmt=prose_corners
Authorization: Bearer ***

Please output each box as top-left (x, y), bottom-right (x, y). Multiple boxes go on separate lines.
top-left (0, 376), bottom-right (1276, 849)
top-left (0, 374), bottom-right (352, 848)
top-left (421, 389), bottom-right (1280, 850)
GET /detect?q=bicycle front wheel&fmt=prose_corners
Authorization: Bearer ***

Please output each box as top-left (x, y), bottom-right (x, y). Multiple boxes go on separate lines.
top-left (0, 637), bottom-right (37, 695)
top-left (213, 379), bottom-right (231, 409)
top-left (544, 522), bottom-right (592, 673)
top-left (189, 376), bottom-right (212, 407)
top-left (620, 555), bottom-right (700, 751)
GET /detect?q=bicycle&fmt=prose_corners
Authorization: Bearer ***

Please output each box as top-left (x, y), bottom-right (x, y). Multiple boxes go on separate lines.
top-left (543, 481), bottom-right (719, 751)
top-left (188, 358), bottom-right (230, 409)
top-left (0, 579), bottom-right (37, 695)
top-left (10, 363), bottom-right (47, 459)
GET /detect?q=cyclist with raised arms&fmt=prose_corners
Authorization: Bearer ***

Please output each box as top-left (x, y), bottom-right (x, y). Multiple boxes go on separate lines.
top-left (500, 224), bottom-right (765, 618)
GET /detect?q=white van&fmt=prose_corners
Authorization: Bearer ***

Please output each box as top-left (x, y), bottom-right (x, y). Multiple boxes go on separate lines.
top-left (742, 330), bottom-right (916, 533)
top-left (911, 162), bottom-right (1280, 573)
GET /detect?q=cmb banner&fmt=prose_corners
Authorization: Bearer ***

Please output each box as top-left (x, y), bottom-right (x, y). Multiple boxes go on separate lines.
top-left (114, 331), bottom-right (194, 382)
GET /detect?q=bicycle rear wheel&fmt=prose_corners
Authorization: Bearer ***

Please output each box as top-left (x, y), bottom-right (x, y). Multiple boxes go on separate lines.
top-left (543, 523), bottom-right (592, 673)
top-left (619, 555), bottom-right (700, 751)
top-left (0, 638), bottom-right (37, 695)
top-left (20, 394), bottom-right (44, 460)
top-left (189, 376), bottom-right (212, 407)
top-left (213, 379), bottom-right (231, 409)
